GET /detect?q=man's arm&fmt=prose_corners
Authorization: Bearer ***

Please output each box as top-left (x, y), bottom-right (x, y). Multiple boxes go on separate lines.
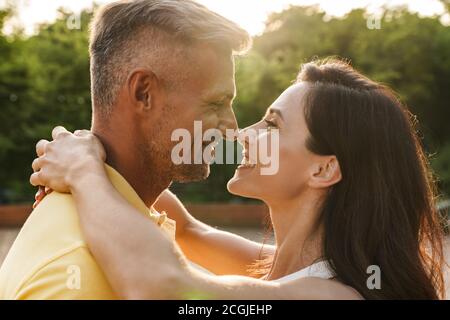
top-left (154, 190), bottom-right (276, 276)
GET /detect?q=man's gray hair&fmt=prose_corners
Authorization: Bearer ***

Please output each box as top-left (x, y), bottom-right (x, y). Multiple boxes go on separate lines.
top-left (89, 0), bottom-right (251, 116)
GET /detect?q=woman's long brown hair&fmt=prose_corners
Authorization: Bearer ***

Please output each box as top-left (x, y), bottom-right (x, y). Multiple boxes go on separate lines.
top-left (251, 58), bottom-right (446, 299)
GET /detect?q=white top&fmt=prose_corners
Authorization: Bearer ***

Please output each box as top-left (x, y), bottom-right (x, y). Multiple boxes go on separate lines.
top-left (186, 260), bottom-right (335, 283)
top-left (273, 260), bottom-right (335, 283)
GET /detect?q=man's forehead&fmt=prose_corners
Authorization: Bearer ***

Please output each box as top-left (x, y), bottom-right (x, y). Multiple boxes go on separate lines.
top-left (187, 44), bottom-right (236, 99)
top-left (201, 82), bottom-right (236, 101)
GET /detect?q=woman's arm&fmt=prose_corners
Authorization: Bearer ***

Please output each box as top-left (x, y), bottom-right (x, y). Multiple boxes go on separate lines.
top-left (154, 190), bottom-right (275, 276)
top-left (71, 172), bottom-right (358, 300)
top-left (71, 173), bottom-right (260, 299)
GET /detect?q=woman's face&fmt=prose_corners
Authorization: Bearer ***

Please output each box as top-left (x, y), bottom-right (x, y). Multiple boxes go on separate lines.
top-left (227, 83), bottom-right (321, 202)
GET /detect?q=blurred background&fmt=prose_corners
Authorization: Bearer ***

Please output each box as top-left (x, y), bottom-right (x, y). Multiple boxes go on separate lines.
top-left (0, 0), bottom-right (449, 281)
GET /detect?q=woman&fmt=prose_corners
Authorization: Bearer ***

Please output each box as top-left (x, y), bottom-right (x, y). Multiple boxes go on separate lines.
top-left (30, 59), bottom-right (446, 299)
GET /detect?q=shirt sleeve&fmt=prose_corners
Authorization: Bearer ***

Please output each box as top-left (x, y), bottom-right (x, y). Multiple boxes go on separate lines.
top-left (14, 246), bottom-right (118, 300)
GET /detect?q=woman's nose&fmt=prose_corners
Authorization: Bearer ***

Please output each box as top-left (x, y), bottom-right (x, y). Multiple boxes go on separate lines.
top-left (237, 127), bottom-right (254, 147)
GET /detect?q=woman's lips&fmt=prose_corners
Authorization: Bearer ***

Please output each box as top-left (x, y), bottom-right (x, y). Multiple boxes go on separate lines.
top-left (237, 163), bottom-right (256, 169)
top-left (238, 149), bottom-right (256, 169)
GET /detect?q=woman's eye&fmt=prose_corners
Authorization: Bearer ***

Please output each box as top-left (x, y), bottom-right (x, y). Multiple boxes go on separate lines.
top-left (264, 119), bottom-right (277, 130)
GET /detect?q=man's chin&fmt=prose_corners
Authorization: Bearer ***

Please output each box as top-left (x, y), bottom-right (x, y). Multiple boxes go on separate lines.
top-left (173, 163), bottom-right (210, 183)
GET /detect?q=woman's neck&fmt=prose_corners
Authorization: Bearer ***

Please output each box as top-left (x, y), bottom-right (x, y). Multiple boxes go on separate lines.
top-left (266, 190), bottom-right (325, 280)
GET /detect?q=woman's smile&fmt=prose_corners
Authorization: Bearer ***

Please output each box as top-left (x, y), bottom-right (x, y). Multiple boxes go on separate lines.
top-left (237, 148), bottom-right (256, 170)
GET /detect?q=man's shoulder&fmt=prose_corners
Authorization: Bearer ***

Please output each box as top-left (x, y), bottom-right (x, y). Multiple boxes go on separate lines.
top-left (3, 192), bottom-right (85, 263)
top-left (12, 244), bottom-right (117, 300)
top-left (0, 192), bottom-right (115, 299)
top-left (18, 191), bottom-right (83, 246)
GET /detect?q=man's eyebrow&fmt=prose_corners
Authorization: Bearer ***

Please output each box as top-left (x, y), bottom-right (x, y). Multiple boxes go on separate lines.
top-left (268, 108), bottom-right (284, 120)
top-left (204, 91), bottom-right (235, 102)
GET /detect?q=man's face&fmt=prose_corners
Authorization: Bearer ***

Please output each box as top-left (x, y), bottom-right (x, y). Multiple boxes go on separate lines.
top-left (145, 45), bottom-right (238, 183)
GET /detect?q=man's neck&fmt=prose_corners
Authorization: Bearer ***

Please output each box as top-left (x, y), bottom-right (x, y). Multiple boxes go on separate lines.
top-left (91, 122), bottom-right (170, 208)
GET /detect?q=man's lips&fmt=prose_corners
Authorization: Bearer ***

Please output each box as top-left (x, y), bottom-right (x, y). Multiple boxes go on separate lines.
top-left (201, 140), bottom-right (220, 148)
top-left (194, 141), bottom-right (218, 164)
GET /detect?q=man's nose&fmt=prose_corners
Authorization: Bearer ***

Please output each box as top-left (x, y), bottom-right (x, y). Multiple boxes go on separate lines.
top-left (237, 128), bottom-right (247, 146)
top-left (219, 108), bottom-right (238, 141)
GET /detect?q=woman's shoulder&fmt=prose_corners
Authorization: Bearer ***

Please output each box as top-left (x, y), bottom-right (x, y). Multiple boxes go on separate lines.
top-left (282, 276), bottom-right (364, 300)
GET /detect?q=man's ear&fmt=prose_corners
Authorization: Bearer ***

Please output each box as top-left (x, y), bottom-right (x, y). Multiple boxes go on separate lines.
top-left (308, 156), bottom-right (342, 189)
top-left (126, 69), bottom-right (160, 112)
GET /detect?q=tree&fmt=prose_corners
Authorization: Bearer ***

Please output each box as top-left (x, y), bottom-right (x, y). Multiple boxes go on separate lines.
top-left (1, 4), bottom-right (450, 202)
top-left (0, 8), bottom-right (93, 202)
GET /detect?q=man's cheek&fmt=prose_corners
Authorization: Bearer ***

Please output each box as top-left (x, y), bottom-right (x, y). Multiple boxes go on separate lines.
top-left (200, 112), bottom-right (220, 128)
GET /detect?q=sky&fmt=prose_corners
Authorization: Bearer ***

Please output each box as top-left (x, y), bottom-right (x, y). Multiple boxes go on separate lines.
top-left (1, 0), bottom-right (448, 35)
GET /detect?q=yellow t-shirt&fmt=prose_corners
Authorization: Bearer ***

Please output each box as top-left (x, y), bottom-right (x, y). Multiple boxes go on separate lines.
top-left (0, 165), bottom-right (176, 300)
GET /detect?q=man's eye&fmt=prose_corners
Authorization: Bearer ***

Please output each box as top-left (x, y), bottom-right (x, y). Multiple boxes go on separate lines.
top-left (211, 102), bottom-right (224, 108)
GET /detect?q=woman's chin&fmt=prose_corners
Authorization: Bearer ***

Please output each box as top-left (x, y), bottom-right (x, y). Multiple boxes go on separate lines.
top-left (226, 178), bottom-right (242, 196)
top-left (227, 166), bottom-right (258, 197)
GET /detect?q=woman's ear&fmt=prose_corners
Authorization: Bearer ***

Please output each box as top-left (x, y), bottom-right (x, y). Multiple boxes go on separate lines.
top-left (308, 156), bottom-right (342, 189)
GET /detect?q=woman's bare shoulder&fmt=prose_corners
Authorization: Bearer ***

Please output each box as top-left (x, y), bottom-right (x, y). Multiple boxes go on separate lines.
top-left (281, 276), bottom-right (364, 300)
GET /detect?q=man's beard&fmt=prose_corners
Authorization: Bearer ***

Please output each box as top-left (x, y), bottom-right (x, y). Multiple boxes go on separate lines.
top-left (139, 136), bottom-right (211, 185)
top-left (139, 100), bottom-right (212, 184)
top-left (171, 139), bottom-right (214, 183)
top-left (172, 162), bottom-right (210, 183)
top-left (137, 139), bottom-right (171, 193)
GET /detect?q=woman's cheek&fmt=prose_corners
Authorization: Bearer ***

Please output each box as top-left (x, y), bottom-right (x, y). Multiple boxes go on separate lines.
top-left (277, 146), bottom-right (308, 189)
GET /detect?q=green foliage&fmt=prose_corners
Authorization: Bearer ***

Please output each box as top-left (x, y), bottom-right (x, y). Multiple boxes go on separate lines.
top-left (230, 6), bottom-right (450, 198)
top-left (0, 8), bottom-right (92, 202)
top-left (1, 5), bottom-right (450, 202)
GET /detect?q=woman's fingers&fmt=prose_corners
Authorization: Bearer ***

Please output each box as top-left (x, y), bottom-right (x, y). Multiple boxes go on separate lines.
top-left (29, 171), bottom-right (43, 187)
top-left (35, 186), bottom-right (47, 202)
top-left (74, 130), bottom-right (106, 162)
top-left (31, 157), bottom-right (43, 172)
top-left (74, 129), bottom-right (91, 137)
top-left (32, 200), bottom-right (40, 209)
top-left (30, 127), bottom-right (92, 200)
top-left (33, 186), bottom-right (52, 209)
top-left (31, 177), bottom-right (54, 210)
top-left (51, 126), bottom-right (70, 140)
top-left (35, 186), bottom-right (44, 200)
top-left (36, 139), bottom-right (49, 157)
top-left (30, 127), bottom-right (104, 194)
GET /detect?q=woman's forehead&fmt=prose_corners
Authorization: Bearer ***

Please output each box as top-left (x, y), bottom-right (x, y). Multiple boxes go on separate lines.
top-left (269, 82), bottom-right (309, 116)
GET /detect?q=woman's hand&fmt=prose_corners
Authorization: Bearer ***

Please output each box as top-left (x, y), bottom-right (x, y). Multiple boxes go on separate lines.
top-left (30, 126), bottom-right (106, 196)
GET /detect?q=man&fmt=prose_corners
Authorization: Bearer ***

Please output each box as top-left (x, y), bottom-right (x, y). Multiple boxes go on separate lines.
top-left (0, 0), bottom-right (250, 299)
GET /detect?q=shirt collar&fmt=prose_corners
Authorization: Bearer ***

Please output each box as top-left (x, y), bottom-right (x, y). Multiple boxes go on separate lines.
top-left (104, 164), bottom-right (176, 240)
